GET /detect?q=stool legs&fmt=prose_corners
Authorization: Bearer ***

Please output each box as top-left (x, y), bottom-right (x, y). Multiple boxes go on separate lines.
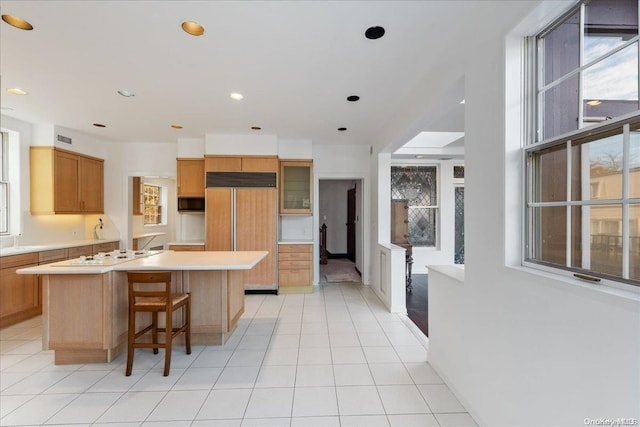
top-left (152, 312), bottom-right (158, 355)
top-left (186, 295), bottom-right (191, 355)
top-left (126, 304), bottom-right (135, 376)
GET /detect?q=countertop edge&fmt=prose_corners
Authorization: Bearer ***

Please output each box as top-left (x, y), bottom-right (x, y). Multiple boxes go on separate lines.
top-left (18, 250), bottom-right (269, 274)
top-left (1, 238), bottom-right (120, 257)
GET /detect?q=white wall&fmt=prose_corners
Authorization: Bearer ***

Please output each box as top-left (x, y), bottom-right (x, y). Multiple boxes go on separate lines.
top-left (424, 2), bottom-right (640, 426)
top-left (205, 133), bottom-right (278, 155)
top-left (119, 142), bottom-right (177, 248)
top-left (313, 144), bottom-right (370, 285)
top-left (0, 117), bottom-right (124, 246)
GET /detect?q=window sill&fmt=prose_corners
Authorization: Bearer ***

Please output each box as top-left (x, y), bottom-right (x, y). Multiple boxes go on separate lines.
top-left (507, 264), bottom-right (640, 303)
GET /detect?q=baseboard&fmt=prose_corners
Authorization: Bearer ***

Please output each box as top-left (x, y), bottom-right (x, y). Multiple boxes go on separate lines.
top-left (244, 289), bottom-right (278, 295)
top-left (355, 266), bottom-right (362, 276)
top-left (327, 252), bottom-right (348, 259)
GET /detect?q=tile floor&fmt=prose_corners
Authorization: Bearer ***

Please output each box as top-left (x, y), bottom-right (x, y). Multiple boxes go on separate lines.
top-left (0, 282), bottom-right (478, 427)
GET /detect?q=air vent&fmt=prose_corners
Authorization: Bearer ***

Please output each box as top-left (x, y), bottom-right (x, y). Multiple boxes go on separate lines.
top-left (57, 134), bottom-right (72, 144)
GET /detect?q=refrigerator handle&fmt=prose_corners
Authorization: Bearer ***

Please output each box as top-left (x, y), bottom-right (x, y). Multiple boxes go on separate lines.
top-left (232, 188), bottom-right (237, 251)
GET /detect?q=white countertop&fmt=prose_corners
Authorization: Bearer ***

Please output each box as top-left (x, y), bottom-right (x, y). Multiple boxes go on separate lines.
top-left (278, 240), bottom-right (314, 245)
top-left (0, 238), bottom-right (120, 257)
top-left (132, 232), bottom-right (166, 239)
top-left (167, 241), bottom-right (205, 245)
top-left (17, 250), bottom-right (268, 274)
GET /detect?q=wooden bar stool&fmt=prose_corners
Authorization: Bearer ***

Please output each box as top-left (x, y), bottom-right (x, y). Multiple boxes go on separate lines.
top-left (126, 271), bottom-right (191, 376)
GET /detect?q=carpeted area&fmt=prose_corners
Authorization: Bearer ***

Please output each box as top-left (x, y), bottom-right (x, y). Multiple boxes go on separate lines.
top-left (319, 258), bottom-right (361, 283)
top-left (406, 274), bottom-right (428, 337)
top-left (325, 273), bottom-right (360, 282)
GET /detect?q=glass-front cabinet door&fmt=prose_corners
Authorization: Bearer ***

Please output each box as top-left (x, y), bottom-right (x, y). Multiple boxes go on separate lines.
top-left (280, 160), bottom-right (313, 215)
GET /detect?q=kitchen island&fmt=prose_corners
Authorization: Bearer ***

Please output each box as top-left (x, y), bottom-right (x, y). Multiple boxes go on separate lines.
top-left (17, 250), bottom-right (267, 365)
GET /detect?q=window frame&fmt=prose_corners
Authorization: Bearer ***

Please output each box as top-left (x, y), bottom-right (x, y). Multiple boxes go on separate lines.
top-left (524, 0), bottom-right (640, 290)
top-left (0, 132), bottom-right (8, 235)
top-left (390, 164), bottom-right (440, 248)
top-left (143, 183), bottom-right (163, 226)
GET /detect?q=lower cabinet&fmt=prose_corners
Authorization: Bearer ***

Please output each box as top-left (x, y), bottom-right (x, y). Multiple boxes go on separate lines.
top-left (93, 241), bottom-right (119, 253)
top-left (278, 244), bottom-right (313, 293)
top-left (0, 253), bottom-right (40, 328)
top-left (168, 244), bottom-right (204, 251)
top-left (0, 241), bottom-right (121, 329)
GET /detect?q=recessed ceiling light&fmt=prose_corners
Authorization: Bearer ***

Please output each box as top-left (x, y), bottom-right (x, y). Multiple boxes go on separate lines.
top-left (460, 99), bottom-right (465, 104)
top-left (415, 155), bottom-right (425, 159)
top-left (1, 14), bottom-right (33, 30)
top-left (338, 127), bottom-right (347, 131)
top-left (347, 95), bottom-right (360, 102)
top-left (117, 89), bottom-right (135, 98)
top-left (251, 126), bottom-right (262, 130)
top-left (93, 123), bottom-right (106, 128)
top-left (171, 124), bottom-right (183, 129)
top-left (230, 92), bottom-right (244, 101)
top-left (182, 21), bottom-right (204, 36)
top-left (7, 88), bottom-right (28, 95)
top-left (586, 100), bottom-right (602, 106)
top-left (365, 26), bottom-right (385, 40)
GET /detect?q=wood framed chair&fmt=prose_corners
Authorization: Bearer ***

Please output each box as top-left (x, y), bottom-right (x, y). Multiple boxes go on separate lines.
top-left (126, 271), bottom-right (191, 376)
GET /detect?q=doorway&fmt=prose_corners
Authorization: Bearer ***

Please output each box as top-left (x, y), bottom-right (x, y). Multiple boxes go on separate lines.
top-left (318, 179), bottom-right (362, 283)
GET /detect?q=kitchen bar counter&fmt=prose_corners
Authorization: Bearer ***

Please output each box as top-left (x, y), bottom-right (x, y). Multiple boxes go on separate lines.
top-left (17, 250), bottom-right (268, 365)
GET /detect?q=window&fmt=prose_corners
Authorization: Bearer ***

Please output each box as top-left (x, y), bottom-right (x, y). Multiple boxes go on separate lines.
top-left (143, 184), bottom-right (162, 225)
top-left (526, 0), bottom-right (640, 286)
top-left (391, 166), bottom-right (438, 247)
top-left (0, 132), bottom-right (8, 234)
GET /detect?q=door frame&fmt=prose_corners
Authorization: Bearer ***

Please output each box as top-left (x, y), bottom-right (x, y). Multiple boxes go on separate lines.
top-left (315, 177), bottom-right (366, 286)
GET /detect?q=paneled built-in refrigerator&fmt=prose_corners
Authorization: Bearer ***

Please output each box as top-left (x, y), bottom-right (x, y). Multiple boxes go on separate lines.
top-left (205, 172), bottom-right (277, 292)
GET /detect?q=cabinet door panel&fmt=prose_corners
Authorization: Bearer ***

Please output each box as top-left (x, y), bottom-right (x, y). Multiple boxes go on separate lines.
top-left (178, 159), bottom-right (205, 196)
top-left (206, 188), bottom-right (233, 251)
top-left (0, 264), bottom-right (39, 320)
top-left (80, 156), bottom-right (104, 212)
top-left (54, 151), bottom-right (80, 212)
top-left (205, 156), bottom-right (241, 172)
top-left (236, 188), bottom-right (277, 287)
top-left (241, 157), bottom-right (278, 172)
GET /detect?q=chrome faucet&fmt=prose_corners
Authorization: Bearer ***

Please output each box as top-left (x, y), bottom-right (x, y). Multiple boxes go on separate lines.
top-left (93, 218), bottom-right (104, 240)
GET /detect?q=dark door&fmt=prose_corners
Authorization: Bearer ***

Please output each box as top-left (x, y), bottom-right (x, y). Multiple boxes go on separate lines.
top-left (347, 188), bottom-right (356, 262)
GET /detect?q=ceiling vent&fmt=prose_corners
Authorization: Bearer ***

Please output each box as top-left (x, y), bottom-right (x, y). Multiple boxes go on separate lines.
top-left (57, 134), bottom-right (72, 144)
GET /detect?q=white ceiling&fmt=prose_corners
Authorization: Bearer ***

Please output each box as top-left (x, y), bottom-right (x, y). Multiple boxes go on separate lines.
top-left (0, 1), bottom-right (532, 147)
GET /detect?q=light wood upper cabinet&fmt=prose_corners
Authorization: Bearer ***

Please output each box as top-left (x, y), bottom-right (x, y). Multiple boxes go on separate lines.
top-left (177, 159), bottom-right (205, 197)
top-left (205, 156), bottom-right (241, 172)
top-left (241, 157), bottom-right (279, 172)
top-left (80, 155), bottom-right (104, 212)
top-left (205, 156), bottom-right (278, 172)
top-left (280, 160), bottom-right (313, 215)
top-left (30, 147), bottom-right (104, 214)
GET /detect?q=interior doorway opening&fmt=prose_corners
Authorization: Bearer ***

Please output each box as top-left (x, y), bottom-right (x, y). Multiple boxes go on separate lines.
top-left (318, 179), bottom-right (363, 284)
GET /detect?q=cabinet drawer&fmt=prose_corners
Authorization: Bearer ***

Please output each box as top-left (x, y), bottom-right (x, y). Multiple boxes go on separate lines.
top-left (279, 260), bottom-right (311, 269)
top-left (279, 244), bottom-right (312, 253)
top-left (39, 249), bottom-right (68, 263)
top-left (279, 252), bottom-right (312, 261)
top-left (168, 244), bottom-right (204, 251)
top-left (93, 242), bottom-right (118, 253)
top-left (68, 245), bottom-right (94, 258)
top-left (0, 253), bottom-right (39, 269)
top-left (279, 268), bottom-right (311, 286)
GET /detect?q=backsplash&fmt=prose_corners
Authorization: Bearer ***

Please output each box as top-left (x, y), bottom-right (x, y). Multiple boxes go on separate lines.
top-left (1, 213), bottom-right (120, 248)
